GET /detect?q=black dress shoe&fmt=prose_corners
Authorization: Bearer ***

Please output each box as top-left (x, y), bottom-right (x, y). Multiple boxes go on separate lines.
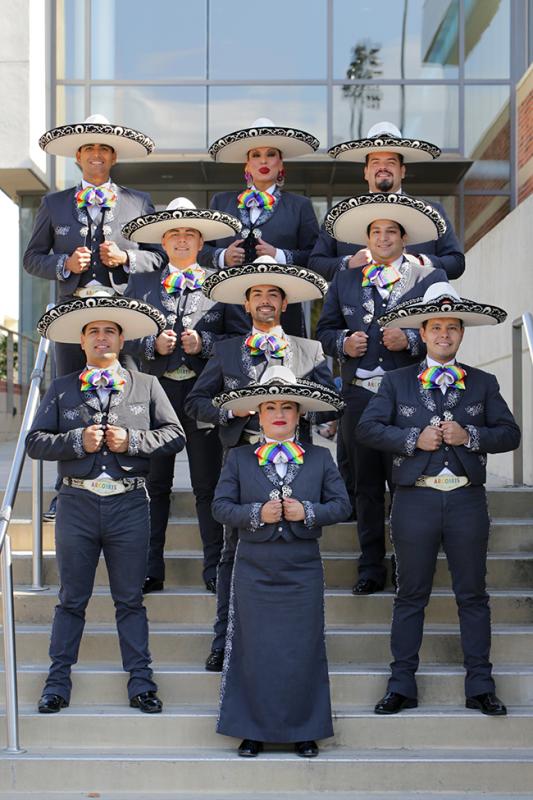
top-left (38, 693), bottom-right (69, 713)
top-left (295, 740), bottom-right (319, 758)
top-left (205, 578), bottom-right (217, 594)
top-left (238, 739), bottom-right (263, 757)
top-left (374, 691), bottom-right (418, 715)
top-left (205, 648), bottom-right (224, 672)
top-left (466, 692), bottom-right (507, 716)
top-left (129, 691), bottom-right (163, 713)
top-left (142, 576), bottom-right (164, 594)
top-left (42, 496), bottom-right (57, 522)
top-left (352, 578), bottom-right (384, 595)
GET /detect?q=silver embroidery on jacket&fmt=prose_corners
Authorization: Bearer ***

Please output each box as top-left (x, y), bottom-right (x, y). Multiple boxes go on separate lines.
top-left (128, 429), bottom-right (140, 456)
top-left (302, 500), bottom-right (316, 529)
top-left (248, 502), bottom-right (263, 531)
top-left (404, 427), bottom-right (420, 456)
top-left (466, 402), bottom-right (484, 416)
top-left (72, 428), bottom-right (85, 459)
top-left (399, 404), bottom-right (416, 418)
top-left (63, 408), bottom-right (80, 421)
top-left (465, 424), bottom-right (481, 452)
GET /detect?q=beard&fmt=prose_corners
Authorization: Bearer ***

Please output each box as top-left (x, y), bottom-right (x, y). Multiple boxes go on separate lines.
top-left (375, 175), bottom-right (394, 192)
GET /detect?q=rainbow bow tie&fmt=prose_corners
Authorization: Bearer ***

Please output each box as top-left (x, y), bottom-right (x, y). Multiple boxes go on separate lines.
top-left (80, 368), bottom-right (125, 392)
top-left (245, 333), bottom-right (287, 358)
top-left (418, 365), bottom-right (467, 390)
top-left (361, 263), bottom-right (401, 291)
top-left (237, 188), bottom-right (276, 212)
top-left (162, 267), bottom-right (205, 294)
top-left (76, 185), bottom-right (117, 210)
top-left (255, 441), bottom-right (305, 466)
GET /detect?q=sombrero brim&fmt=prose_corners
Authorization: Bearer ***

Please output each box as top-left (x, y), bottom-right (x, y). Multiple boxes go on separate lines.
top-left (37, 297), bottom-right (167, 343)
top-left (324, 194), bottom-right (446, 245)
top-left (122, 208), bottom-right (241, 243)
top-left (39, 124), bottom-right (154, 159)
top-left (202, 264), bottom-right (328, 304)
top-left (209, 126), bottom-right (319, 163)
top-left (378, 296), bottom-right (507, 329)
top-left (328, 137), bottom-right (441, 163)
top-left (213, 380), bottom-right (345, 414)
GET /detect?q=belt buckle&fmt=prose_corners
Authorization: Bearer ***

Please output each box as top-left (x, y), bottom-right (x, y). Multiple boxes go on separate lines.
top-left (416, 475), bottom-right (470, 492)
top-left (86, 478), bottom-right (126, 496)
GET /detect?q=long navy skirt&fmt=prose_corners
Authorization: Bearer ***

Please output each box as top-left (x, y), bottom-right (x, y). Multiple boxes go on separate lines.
top-left (217, 537), bottom-right (333, 743)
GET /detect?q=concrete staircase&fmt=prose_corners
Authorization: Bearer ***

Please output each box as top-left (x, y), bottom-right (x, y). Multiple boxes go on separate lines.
top-left (1, 486), bottom-right (533, 798)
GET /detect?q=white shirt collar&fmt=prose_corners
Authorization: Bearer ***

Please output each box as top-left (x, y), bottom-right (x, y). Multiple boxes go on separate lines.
top-left (86, 360), bottom-right (121, 373)
top-left (82, 178), bottom-right (112, 189)
top-left (252, 325), bottom-right (284, 338)
top-left (251, 183), bottom-right (276, 194)
top-left (426, 356), bottom-right (456, 368)
top-left (168, 261), bottom-right (200, 273)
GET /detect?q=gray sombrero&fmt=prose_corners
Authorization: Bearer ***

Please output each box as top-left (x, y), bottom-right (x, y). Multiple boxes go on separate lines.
top-left (328, 121), bottom-right (441, 164)
top-left (378, 282), bottom-right (507, 329)
top-left (324, 193), bottom-right (447, 246)
top-left (122, 197), bottom-right (241, 243)
top-left (37, 295), bottom-right (167, 343)
top-left (201, 256), bottom-right (328, 304)
top-left (212, 366), bottom-right (345, 414)
top-left (208, 117), bottom-right (319, 163)
top-left (39, 114), bottom-right (154, 159)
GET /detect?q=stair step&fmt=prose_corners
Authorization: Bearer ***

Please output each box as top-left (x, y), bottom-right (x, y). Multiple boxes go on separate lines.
top-left (4, 664), bottom-right (533, 706)
top-left (13, 586), bottom-right (533, 625)
top-left (1, 747), bottom-right (533, 793)
top-left (11, 550), bottom-right (533, 589)
top-left (2, 705), bottom-right (533, 750)
top-left (6, 623), bottom-right (533, 665)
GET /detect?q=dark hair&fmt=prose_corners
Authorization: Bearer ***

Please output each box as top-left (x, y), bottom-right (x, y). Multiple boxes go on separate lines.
top-left (245, 285), bottom-right (286, 300)
top-left (365, 151), bottom-right (404, 166)
top-left (366, 220), bottom-right (406, 237)
top-left (421, 318), bottom-right (464, 329)
top-left (81, 320), bottom-right (123, 335)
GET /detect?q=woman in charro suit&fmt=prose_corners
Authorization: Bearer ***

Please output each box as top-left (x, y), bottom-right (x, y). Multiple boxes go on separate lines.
top-left (211, 367), bottom-right (351, 758)
top-left (198, 118), bottom-right (321, 336)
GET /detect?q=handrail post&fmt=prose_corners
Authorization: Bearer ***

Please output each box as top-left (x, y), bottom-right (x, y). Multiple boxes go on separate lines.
top-left (0, 532), bottom-right (24, 753)
top-left (512, 319), bottom-right (523, 485)
top-left (31, 459), bottom-right (45, 591)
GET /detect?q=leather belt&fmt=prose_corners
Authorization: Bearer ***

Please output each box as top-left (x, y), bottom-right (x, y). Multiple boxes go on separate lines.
top-left (63, 477), bottom-right (146, 496)
top-left (351, 376), bottom-right (383, 394)
top-left (74, 286), bottom-right (115, 298)
top-left (164, 365), bottom-right (197, 382)
top-left (414, 474), bottom-right (470, 492)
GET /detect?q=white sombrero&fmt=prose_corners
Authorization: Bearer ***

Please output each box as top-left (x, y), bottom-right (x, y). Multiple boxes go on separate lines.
top-left (212, 366), bottom-right (344, 414)
top-left (36, 295), bottom-right (167, 343)
top-left (324, 193), bottom-right (447, 245)
top-left (201, 256), bottom-right (328, 304)
top-left (378, 282), bottom-right (507, 329)
top-left (208, 117), bottom-right (319, 163)
top-left (122, 197), bottom-right (241, 243)
top-left (39, 114), bottom-right (154, 159)
top-left (328, 121), bottom-right (441, 164)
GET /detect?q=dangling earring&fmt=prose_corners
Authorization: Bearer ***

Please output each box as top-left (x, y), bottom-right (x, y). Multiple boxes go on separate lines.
top-left (244, 169), bottom-right (254, 188)
top-left (275, 168), bottom-right (285, 188)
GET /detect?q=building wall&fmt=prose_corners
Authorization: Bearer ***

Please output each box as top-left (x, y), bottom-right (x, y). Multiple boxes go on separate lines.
top-left (456, 193), bottom-right (533, 484)
top-left (517, 63), bottom-right (533, 203)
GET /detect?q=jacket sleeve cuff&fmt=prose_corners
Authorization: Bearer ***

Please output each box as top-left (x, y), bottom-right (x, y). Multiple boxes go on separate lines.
top-left (249, 502), bottom-right (263, 531)
top-left (404, 427), bottom-right (421, 456)
top-left (464, 424), bottom-right (481, 452)
top-left (57, 254), bottom-right (69, 281)
top-left (72, 428), bottom-right (86, 458)
top-left (127, 429), bottom-right (140, 456)
top-left (302, 500), bottom-right (316, 529)
top-left (405, 329), bottom-right (421, 357)
top-left (200, 331), bottom-right (215, 358)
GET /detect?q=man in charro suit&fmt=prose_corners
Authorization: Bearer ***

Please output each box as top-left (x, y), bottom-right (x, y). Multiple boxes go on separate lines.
top-left (316, 194), bottom-right (448, 595)
top-left (122, 198), bottom-right (248, 593)
top-left (356, 282), bottom-right (520, 716)
top-left (24, 114), bottom-right (164, 376)
top-left (185, 257), bottom-right (335, 671)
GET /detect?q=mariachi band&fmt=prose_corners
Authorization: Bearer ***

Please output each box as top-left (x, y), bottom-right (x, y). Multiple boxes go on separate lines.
top-left (24, 114), bottom-right (520, 757)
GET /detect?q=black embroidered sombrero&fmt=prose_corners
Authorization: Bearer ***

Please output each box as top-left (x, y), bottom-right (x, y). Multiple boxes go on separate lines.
top-left (37, 296), bottom-right (167, 343)
top-left (324, 193), bottom-right (446, 245)
top-left (328, 121), bottom-right (440, 163)
top-left (122, 197), bottom-right (241, 243)
top-left (39, 114), bottom-right (154, 159)
top-left (208, 117), bottom-right (319, 162)
top-left (378, 282), bottom-right (507, 329)
top-left (201, 256), bottom-right (328, 304)
top-left (213, 366), bottom-right (345, 414)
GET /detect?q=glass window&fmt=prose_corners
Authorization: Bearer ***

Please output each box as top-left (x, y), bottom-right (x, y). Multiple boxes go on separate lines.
top-left (464, 85), bottom-right (510, 191)
top-left (333, 84), bottom-right (458, 149)
top-left (464, 0), bottom-right (510, 79)
top-left (55, 86), bottom-right (87, 189)
top-left (56, 0), bottom-right (86, 79)
top-left (91, 86), bottom-right (207, 150)
top-left (91, 0), bottom-right (207, 79)
top-left (333, 0), bottom-right (459, 80)
top-left (208, 86), bottom-right (327, 150)
top-left (208, 0), bottom-right (327, 79)
top-left (464, 195), bottom-right (510, 250)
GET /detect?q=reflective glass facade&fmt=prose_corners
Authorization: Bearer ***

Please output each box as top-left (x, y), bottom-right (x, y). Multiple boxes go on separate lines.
top-left (51, 0), bottom-right (530, 250)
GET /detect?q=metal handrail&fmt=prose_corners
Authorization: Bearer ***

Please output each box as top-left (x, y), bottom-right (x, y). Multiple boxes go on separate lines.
top-left (512, 312), bottom-right (533, 485)
top-left (0, 315), bottom-right (52, 753)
